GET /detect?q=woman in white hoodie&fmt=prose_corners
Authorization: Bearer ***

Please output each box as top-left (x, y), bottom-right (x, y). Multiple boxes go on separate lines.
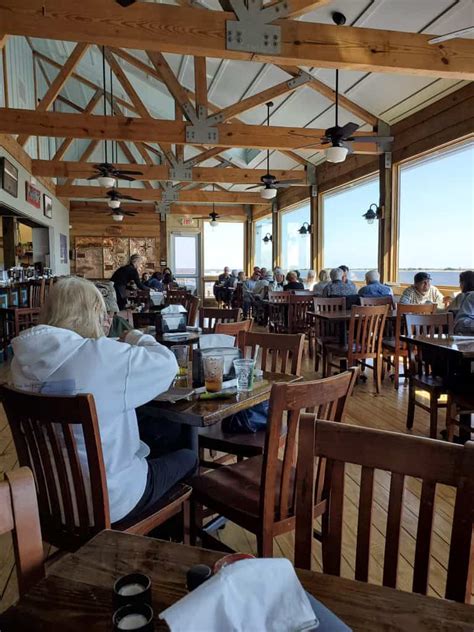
top-left (11, 276), bottom-right (197, 524)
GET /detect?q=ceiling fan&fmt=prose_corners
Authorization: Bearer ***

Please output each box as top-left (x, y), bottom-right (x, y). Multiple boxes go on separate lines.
top-left (107, 208), bottom-right (137, 222)
top-left (247, 102), bottom-right (303, 199)
top-left (90, 45), bottom-right (143, 188)
top-left (428, 26), bottom-right (474, 44)
top-left (192, 185), bottom-right (220, 226)
top-left (320, 69), bottom-right (393, 163)
top-left (106, 189), bottom-right (141, 209)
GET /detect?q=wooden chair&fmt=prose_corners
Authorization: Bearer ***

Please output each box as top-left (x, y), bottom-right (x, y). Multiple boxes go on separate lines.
top-left (0, 467), bottom-right (45, 596)
top-left (382, 303), bottom-right (436, 389)
top-left (185, 295), bottom-right (200, 327)
top-left (288, 295), bottom-right (314, 354)
top-left (310, 297), bottom-right (346, 373)
top-left (0, 385), bottom-right (192, 552)
top-left (214, 318), bottom-right (253, 337)
top-left (405, 312), bottom-right (454, 439)
top-left (192, 369), bottom-right (358, 557)
top-left (267, 291), bottom-right (291, 334)
top-left (445, 392), bottom-right (474, 443)
top-left (198, 332), bottom-right (305, 467)
top-left (359, 296), bottom-right (395, 308)
top-left (199, 307), bottom-right (241, 333)
top-left (166, 289), bottom-right (190, 306)
top-left (324, 305), bottom-right (388, 394)
top-left (294, 419), bottom-right (474, 603)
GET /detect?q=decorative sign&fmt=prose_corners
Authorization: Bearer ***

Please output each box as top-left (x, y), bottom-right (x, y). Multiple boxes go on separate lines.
top-left (43, 194), bottom-right (53, 219)
top-left (25, 181), bottom-right (41, 209)
top-left (180, 217), bottom-right (195, 226)
top-left (0, 157), bottom-right (18, 198)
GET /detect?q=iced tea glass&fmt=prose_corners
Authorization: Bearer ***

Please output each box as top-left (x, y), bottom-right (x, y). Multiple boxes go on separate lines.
top-left (203, 355), bottom-right (224, 393)
top-left (233, 359), bottom-right (255, 392)
top-left (170, 345), bottom-right (189, 377)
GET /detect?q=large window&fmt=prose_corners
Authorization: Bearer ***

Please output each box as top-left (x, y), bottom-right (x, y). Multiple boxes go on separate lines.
top-left (280, 203), bottom-right (311, 275)
top-left (322, 176), bottom-right (379, 281)
top-left (254, 215), bottom-right (272, 270)
top-left (398, 141), bottom-right (474, 286)
top-left (203, 221), bottom-right (244, 297)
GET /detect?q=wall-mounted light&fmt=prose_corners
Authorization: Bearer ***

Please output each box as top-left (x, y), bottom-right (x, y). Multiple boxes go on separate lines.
top-left (362, 203), bottom-right (382, 224)
top-left (298, 222), bottom-right (312, 235)
top-left (262, 233), bottom-right (273, 244)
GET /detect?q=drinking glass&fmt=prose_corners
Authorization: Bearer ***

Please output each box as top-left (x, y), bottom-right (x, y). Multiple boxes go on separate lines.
top-left (233, 359), bottom-right (255, 392)
top-left (203, 355), bottom-right (224, 393)
top-left (170, 345), bottom-right (188, 377)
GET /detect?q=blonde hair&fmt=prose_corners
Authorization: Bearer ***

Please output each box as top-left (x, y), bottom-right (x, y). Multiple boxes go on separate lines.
top-left (39, 277), bottom-right (107, 339)
top-left (318, 269), bottom-right (329, 283)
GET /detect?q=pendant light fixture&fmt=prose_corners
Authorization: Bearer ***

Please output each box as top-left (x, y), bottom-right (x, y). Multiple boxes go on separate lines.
top-left (98, 46), bottom-right (116, 189)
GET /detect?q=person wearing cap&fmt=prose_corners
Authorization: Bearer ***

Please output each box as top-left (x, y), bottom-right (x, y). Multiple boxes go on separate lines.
top-left (399, 272), bottom-right (445, 307)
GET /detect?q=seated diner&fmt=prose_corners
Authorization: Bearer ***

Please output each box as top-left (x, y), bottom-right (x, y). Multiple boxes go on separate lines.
top-left (358, 269), bottom-right (393, 297)
top-left (399, 271), bottom-right (445, 307)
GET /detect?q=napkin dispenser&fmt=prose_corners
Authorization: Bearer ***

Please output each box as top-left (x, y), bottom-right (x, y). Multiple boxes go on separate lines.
top-left (192, 347), bottom-right (241, 388)
top-left (155, 311), bottom-right (187, 333)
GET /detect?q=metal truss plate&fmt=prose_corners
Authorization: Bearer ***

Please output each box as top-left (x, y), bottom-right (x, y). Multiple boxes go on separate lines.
top-left (287, 70), bottom-right (313, 89)
top-left (161, 182), bottom-right (180, 203)
top-left (185, 123), bottom-right (219, 144)
top-left (169, 164), bottom-right (193, 181)
top-left (226, 20), bottom-right (281, 55)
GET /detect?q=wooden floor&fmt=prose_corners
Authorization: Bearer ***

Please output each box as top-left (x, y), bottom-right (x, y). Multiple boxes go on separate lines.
top-left (0, 347), bottom-right (472, 612)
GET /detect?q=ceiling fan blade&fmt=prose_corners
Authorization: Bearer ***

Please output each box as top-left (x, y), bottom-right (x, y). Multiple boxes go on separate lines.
top-left (87, 175), bottom-right (98, 180)
top-left (276, 178), bottom-right (305, 185)
top-left (428, 26), bottom-right (474, 44)
top-left (121, 195), bottom-right (142, 201)
top-left (339, 122), bottom-right (360, 138)
top-left (116, 169), bottom-right (143, 176)
top-left (115, 174), bottom-right (136, 182)
top-left (347, 135), bottom-right (394, 143)
top-left (123, 211), bottom-right (137, 216)
top-left (245, 184), bottom-right (262, 190)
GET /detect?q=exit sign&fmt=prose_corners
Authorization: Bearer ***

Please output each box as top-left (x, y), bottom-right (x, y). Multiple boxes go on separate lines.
top-left (181, 217), bottom-right (194, 226)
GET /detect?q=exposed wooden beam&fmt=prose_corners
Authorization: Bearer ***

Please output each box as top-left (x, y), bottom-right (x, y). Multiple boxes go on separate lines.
top-left (175, 102), bottom-right (184, 163)
top-left (146, 50), bottom-right (196, 121)
top-left (53, 88), bottom-right (103, 160)
top-left (32, 49), bottom-right (139, 115)
top-left (185, 147), bottom-right (227, 167)
top-left (117, 142), bottom-right (153, 191)
top-left (3, 1), bottom-right (473, 79)
top-left (57, 185), bottom-right (268, 204)
top-left (0, 133), bottom-right (56, 194)
top-left (0, 109), bottom-right (378, 151)
top-left (32, 159), bottom-right (305, 184)
top-left (194, 56), bottom-right (207, 111)
top-left (63, 140), bottom-right (99, 186)
top-left (266, 0), bottom-right (332, 19)
top-left (0, 34), bottom-right (7, 51)
top-left (70, 201), bottom-right (247, 216)
top-left (278, 65), bottom-right (379, 127)
top-left (17, 42), bottom-right (89, 146)
top-left (280, 149), bottom-right (312, 167)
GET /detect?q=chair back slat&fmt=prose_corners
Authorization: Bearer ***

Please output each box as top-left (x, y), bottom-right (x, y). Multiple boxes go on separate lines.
top-left (412, 479), bottom-right (436, 595)
top-left (261, 370), bottom-right (358, 530)
top-left (405, 312), bottom-right (454, 337)
top-left (288, 294), bottom-right (313, 335)
top-left (295, 419), bottom-right (474, 603)
top-left (268, 290), bottom-right (292, 303)
top-left (214, 319), bottom-right (253, 337)
top-left (199, 307), bottom-right (241, 333)
top-left (0, 386), bottom-right (110, 550)
top-left (186, 295), bottom-right (200, 327)
top-left (383, 471), bottom-right (405, 588)
top-left (313, 297), bottom-right (346, 340)
top-left (355, 466), bottom-right (374, 583)
top-left (0, 468), bottom-right (44, 596)
top-left (347, 305), bottom-right (388, 363)
top-left (237, 332), bottom-right (304, 376)
top-left (359, 296), bottom-right (395, 308)
top-left (393, 304), bottom-right (437, 353)
top-left (268, 291), bottom-right (291, 333)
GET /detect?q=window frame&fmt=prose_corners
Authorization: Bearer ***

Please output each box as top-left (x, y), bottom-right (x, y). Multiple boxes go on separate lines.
top-left (253, 213), bottom-right (273, 270)
top-left (278, 200), bottom-right (312, 275)
top-left (394, 137), bottom-right (474, 289)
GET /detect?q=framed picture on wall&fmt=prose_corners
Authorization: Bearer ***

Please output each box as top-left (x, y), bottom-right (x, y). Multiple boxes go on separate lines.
top-left (25, 181), bottom-right (41, 209)
top-left (0, 157), bottom-right (18, 198)
top-left (60, 233), bottom-right (68, 264)
top-left (43, 194), bottom-right (53, 219)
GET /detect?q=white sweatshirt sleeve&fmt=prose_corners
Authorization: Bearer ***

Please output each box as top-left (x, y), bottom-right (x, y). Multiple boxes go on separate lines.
top-left (122, 330), bottom-right (178, 409)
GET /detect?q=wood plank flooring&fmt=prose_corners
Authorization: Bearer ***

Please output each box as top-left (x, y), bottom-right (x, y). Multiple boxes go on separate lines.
top-left (0, 348), bottom-right (472, 613)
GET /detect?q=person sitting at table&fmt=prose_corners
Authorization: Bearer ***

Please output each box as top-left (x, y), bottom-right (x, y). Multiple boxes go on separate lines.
top-left (304, 270), bottom-right (316, 290)
top-left (399, 272), bottom-right (445, 307)
top-left (146, 271), bottom-right (164, 291)
top-left (213, 266), bottom-right (234, 305)
top-left (111, 254), bottom-right (149, 311)
top-left (269, 271), bottom-right (285, 292)
top-left (162, 267), bottom-right (176, 288)
top-left (448, 270), bottom-right (474, 334)
top-left (358, 269), bottom-right (393, 297)
top-left (339, 265), bottom-right (357, 293)
top-left (284, 271), bottom-right (304, 291)
top-left (323, 267), bottom-right (358, 297)
top-left (10, 277), bottom-right (198, 525)
top-left (313, 269), bottom-right (329, 296)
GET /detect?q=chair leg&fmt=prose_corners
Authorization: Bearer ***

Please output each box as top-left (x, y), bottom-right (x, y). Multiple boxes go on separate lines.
top-left (429, 393), bottom-right (438, 440)
top-left (190, 500), bottom-right (203, 546)
top-left (406, 379), bottom-right (415, 430)
top-left (257, 532), bottom-right (273, 558)
top-left (393, 353), bottom-right (400, 390)
top-left (374, 356), bottom-right (382, 395)
top-left (446, 395), bottom-right (456, 443)
top-left (402, 355), bottom-right (409, 387)
top-left (182, 500), bottom-right (191, 545)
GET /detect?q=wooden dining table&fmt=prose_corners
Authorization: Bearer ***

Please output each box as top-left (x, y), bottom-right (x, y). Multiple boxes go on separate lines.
top-left (1, 530), bottom-right (472, 631)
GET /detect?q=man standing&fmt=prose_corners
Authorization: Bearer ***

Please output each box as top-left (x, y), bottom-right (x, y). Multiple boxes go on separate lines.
top-left (111, 254), bottom-right (149, 310)
top-left (358, 270), bottom-right (393, 298)
top-left (399, 272), bottom-right (445, 307)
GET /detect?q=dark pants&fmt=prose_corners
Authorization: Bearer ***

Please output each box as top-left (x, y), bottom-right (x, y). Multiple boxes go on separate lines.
top-left (115, 410), bottom-right (198, 524)
top-left (114, 283), bottom-right (127, 311)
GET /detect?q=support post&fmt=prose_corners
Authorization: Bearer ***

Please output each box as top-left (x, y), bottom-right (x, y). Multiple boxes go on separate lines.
top-left (377, 121), bottom-right (394, 283)
top-left (272, 201), bottom-right (280, 270)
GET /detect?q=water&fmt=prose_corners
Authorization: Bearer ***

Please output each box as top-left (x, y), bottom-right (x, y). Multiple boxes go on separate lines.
top-left (350, 269), bottom-right (467, 287)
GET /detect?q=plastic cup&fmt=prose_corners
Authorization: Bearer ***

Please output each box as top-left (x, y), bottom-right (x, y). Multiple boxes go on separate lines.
top-left (203, 355), bottom-right (224, 392)
top-left (233, 358), bottom-right (256, 392)
top-left (170, 345), bottom-right (188, 377)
